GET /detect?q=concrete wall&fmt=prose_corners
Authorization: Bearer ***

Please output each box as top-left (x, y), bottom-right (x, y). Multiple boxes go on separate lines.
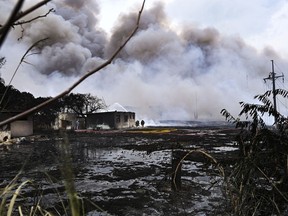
top-left (54, 113), bottom-right (76, 130)
top-left (86, 112), bottom-right (136, 129)
top-left (10, 120), bottom-right (33, 137)
top-left (86, 112), bottom-right (115, 129)
top-left (114, 112), bottom-right (136, 129)
top-left (0, 113), bottom-right (33, 138)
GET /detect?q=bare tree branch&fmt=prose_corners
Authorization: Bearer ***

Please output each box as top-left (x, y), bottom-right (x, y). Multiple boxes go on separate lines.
top-left (14, 0), bottom-right (51, 22)
top-left (0, 0), bottom-right (146, 127)
top-left (0, 0), bottom-right (52, 39)
top-left (16, 8), bottom-right (55, 26)
top-left (0, 0), bottom-right (25, 48)
top-left (16, 9), bottom-right (54, 41)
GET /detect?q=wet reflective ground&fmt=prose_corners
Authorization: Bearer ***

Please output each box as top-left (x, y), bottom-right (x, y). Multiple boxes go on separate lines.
top-left (0, 127), bottom-right (239, 215)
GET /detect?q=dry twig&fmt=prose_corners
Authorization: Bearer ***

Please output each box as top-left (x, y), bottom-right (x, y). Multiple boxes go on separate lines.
top-left (172, 149), bottom-right (224, 191)
top-left (0, 38), bottom-right (48, 109)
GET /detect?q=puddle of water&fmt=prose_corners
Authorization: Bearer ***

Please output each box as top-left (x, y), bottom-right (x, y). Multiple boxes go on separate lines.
top-left (0, 136), bottom-right (227, 215)
top-left (213, 146), bottom-right (238, 152)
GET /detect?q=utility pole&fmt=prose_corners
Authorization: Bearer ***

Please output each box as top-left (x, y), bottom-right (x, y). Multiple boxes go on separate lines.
top-left (263, 60), bottom-right (284, 124)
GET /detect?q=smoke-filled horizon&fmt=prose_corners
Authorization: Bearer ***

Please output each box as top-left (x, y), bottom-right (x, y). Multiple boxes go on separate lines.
top-left (1, 0), bottom-right (288, 123)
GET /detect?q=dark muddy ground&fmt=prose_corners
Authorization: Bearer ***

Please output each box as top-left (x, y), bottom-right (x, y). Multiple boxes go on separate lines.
top-left (0, 126), bottom-right (240, 216)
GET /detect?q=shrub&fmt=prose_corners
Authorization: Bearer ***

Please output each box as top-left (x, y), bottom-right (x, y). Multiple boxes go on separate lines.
top-left (221, 89), bottom-right (288, 215)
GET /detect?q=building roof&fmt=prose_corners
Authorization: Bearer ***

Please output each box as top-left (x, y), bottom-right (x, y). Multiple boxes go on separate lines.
top-left (98, 102), bottom-right (128, 113)
top-left (107, 103), bottom-right (127, 112)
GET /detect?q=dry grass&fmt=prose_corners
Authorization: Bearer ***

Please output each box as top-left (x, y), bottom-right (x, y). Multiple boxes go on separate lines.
top-left (128, 128), bottom-right (177, 134)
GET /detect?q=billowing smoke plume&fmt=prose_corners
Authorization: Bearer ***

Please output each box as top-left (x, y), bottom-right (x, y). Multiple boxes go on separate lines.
top-left (0, 1), bottom-right (287, 123)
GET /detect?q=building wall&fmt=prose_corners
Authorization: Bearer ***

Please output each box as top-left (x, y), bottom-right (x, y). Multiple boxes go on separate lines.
top-left (10, 120), bottom-right (33, 137)
top-left (54, 113), bottom-right (84, 130)
top-left (86, 112), bottom-right (115, 129)
top-left (114, 112), bottom-right (135, 129)
top-left (0, 113), bottom-right (34, 138)
top-left (86, 112), bottom-right (135, 129)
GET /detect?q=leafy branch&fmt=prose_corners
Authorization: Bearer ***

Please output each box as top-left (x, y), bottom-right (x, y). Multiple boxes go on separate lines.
top-left (221, 87), bottom-right (288, 215)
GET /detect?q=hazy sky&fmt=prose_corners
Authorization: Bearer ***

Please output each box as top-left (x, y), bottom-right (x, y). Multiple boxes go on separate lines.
top-left (1, 0), bottom-right (288, 123)
top-left (98, 0), bottom-right (288, 54)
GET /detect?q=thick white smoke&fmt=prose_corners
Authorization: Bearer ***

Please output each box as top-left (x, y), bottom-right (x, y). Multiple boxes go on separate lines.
top-left (0, 0), bottom-right (288, 123)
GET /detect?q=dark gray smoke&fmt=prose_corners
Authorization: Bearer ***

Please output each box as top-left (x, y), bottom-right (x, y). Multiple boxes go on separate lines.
top-left (105, 2), bottom-right (168, 59)
top-left (19, 0), bottom-right (107, 75)
top-left (0, 0), bottom-right (287, 123)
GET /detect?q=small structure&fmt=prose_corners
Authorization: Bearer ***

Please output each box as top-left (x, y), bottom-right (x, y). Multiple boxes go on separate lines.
top-left (86, 103), bottom-right (136, 129)
top-left (0, 112), bottom-right (33, 140)
top-left (54, 113), bottom-right (85, 130)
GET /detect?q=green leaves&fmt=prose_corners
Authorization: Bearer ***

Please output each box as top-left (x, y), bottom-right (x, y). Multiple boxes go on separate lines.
top-left (221, 88), bottom-right (288, 215)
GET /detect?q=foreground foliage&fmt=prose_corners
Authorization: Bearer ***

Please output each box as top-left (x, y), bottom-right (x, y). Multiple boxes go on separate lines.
top-left (0, 131), bottom-right (107, 216)
top-left (221, 89), bottom-right (288, 215)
